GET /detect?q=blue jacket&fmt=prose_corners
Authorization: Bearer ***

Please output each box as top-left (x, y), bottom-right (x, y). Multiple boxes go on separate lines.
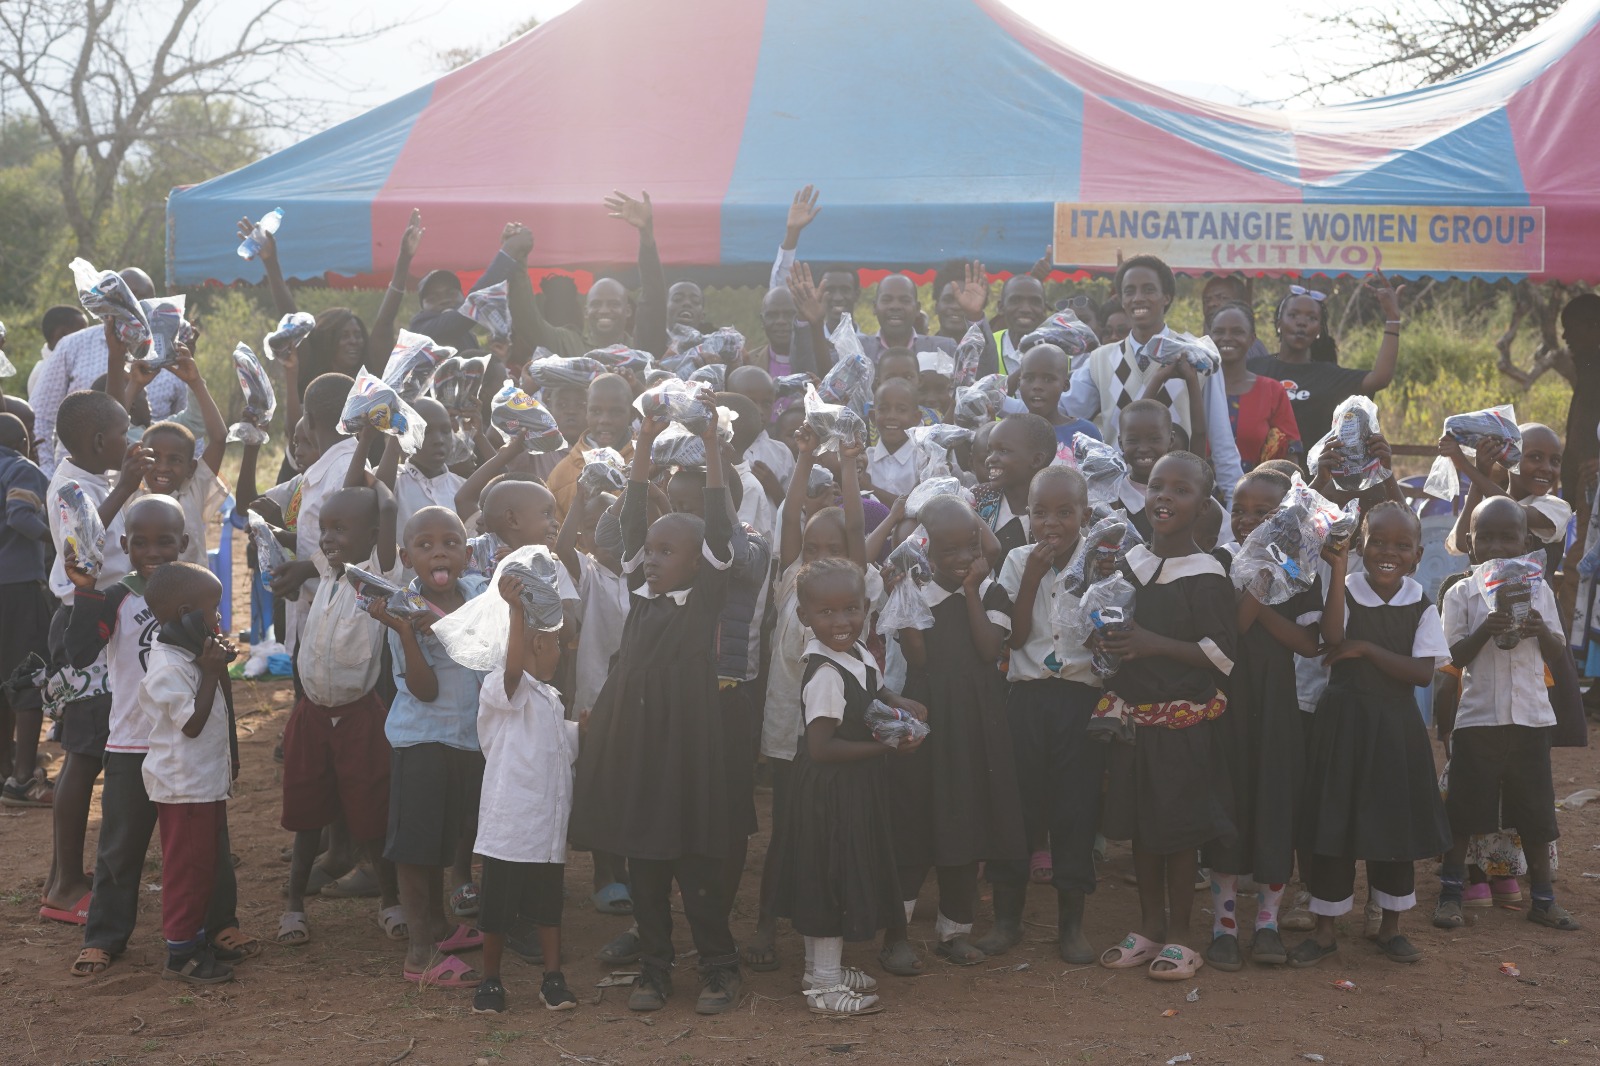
top-left (0, 446), bottom-right (49, 584)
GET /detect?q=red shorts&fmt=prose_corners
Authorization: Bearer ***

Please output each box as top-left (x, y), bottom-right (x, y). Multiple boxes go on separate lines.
top-left (280, 692), bottom-right (391, 840)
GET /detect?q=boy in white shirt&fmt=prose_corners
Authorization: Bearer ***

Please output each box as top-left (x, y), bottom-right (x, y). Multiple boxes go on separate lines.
top-left (390, 398), bottom-right (465, 544)
top-left (129, 348), bottom-right (229, 565)
top-left (866, 378), bottom-right (923, 504)
top-left (137, 562), bottom-right (238, 984)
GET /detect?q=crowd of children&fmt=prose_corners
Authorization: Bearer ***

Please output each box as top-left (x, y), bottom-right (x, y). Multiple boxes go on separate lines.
top-left (1, 198), bottom-right (1589, 1021)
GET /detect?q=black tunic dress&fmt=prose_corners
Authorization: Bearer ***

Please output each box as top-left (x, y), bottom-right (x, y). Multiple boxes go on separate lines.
top-left (1300, 580), bottom-right (1452, 862)
top-left (569, 483), bottom-right (734, 861)
top-left (771, 647), bottom-right (905, 941)
top-left (889, 581), bottom-right (1026, 869)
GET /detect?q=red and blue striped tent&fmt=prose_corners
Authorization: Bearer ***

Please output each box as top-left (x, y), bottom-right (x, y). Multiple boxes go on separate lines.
top-left (166, 0), bottom-right (1600, 287)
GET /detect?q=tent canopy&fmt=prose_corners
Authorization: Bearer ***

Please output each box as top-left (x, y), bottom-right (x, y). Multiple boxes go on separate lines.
top-left (166, 0), bottom-right (1600, 286)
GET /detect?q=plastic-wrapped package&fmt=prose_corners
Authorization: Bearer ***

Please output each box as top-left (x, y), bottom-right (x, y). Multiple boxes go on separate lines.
top-left (345, 565), bottom-right (432, 621)
top-left (465, 533), bottom-right (502, 577)
top-left (1143, 331), bottom-right (1220, 376)
top-left (458, 280), bottom-right (511, 340)
top-left (651, 422), bottom-right (707, 469)
top-left (447, 427), bottom-right (475, 466)
top-left (137, 297), bottom-right (187, 369)
top-left (237, 208), bottom-right (282, 260)
top-left (526, 354), bottom-right (604, 390)
top-left (878, 530), bottom-right (935, 632)
top-left (688, 362), bottom-right (727, 391)
top-left (1020, 309), bottom-right (1100, 358)
top-left (774, 373), bottom-right (812, 401)
top-left (579, 447), bottom-right (629, 494)
top-left (435, 546), bottom-right (569, 670)
top-left (1475, 551), bottom-right (1544, 649)
top-left (489, 383), bottom-right (567, 453)
top-left (635, 377), bottom-right (718, 434)
top-left (430, 356), bottom-right (465, 409)
top-left (953, 320), bottom-right (986, 387)
top-left (381, 329), bottom-right (453, 402)
top-left (586, 344), bottom-right (652, 376)
top-left (1424, 404), bottom-right (1522, 501)
top-left (1229, 475), bottom-right (1356, 604)
top-left (264, 311), bottom-right (316, 360)
top-left (455, 355), bottom-right (489, 413)
top-left (905, 476), bottom-right (972, 519)
top-left (56, 481), bottom-right (106, 577)
top-left (665, 324), bottom-right (704, 359)
top-left (339, 369), bottom-right (427, 454)
top-left (1071, 432), bottom-right (1132, 507)
top-left (1307, 395), bottom-right (1387, 492)
top-left (226, 343), bottom-right (277, 445)
top-left (1062, 513), bottom-right (1142, 595)
top-left (1058, 573), bottom-right (1137, 678)
top-left (953, 373), bottom-right (1007, 427)
top-left (864, 699), bottom-right (931, 749)
top-left (502, 552), bottom-right (567, 631)
top-left (917, 348), bottom-right (955, 379)
top-left (807, 466), bottom-right (836, 495)
top-left (246, 509), bottom-right (292, 573)
top-left (819, 314), bottom-right (874, 413)
top-left (687, 326), bottom-right (745, 367)
top-left (70, 258), bottom-right (150, 349)
top-left (802, 383), bottom-right (867, 454)
top-left (909, 424), bottom-right (967, 480)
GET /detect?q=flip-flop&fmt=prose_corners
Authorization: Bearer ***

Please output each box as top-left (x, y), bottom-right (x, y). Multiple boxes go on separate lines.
top-left (319, 865), bottom-right (380, 899)
top-left (1029, 849), bottom-right (1053, 884)
top-left (277, 911), bottom-right (311, 946)
top-left (742, 941), bottom-right (780, 972)
top-left (591, 882), bottom-right (633, 915)
top-left (404, 954), bottom-right (481, 989)
top-left (436, 923), bottom-right (484, 953)
top-left (39, 891), bottom-right (92, 926)
top-left (210, 927), bottom-right (262, 961)
top-left (1100, 931), bottom-right (1162, 969)
top-left (377, 905), bottom-right (408, 941)
top-left (1149, 943), bottom-right (1205, 981)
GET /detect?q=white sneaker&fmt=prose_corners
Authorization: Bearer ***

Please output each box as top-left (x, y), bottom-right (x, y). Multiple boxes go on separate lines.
top-left (802, 966), bottom-right (878, 992)
top-left (804, 984), bottom-right (883, 1016)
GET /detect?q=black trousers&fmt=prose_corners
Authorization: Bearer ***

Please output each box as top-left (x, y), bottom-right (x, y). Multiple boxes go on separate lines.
top-left (897, 861), bottom-right (979, 925)
top-left (629, 854), bottom-right (737, 973)
top-left (1306, 854), bottom-right (1416, 914)
top-left (84, 752), bottom-right (237, 955)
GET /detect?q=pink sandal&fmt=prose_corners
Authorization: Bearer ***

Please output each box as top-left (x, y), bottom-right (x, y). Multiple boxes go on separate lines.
top-left (1149, 943), bottom-right (1206, 981)
top-left (435, 924), bottom-right (484, 953)
top-left (1100, 931), bottom-right (1162, 969)
top-left (1029, 849), bottom-right (1053, 884)
top-left (403, 954), bottom-right (481, 989)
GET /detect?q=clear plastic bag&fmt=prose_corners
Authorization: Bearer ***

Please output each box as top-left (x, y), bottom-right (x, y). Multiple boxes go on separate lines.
top-left (489, 383), bottom-right (567, 453)
top-left (501, 550), bottom-right (567, 631)
top-left (382, 329), bottom-right (453, 402)
top-left (226, 342), bottom-right (277, 445)
top-left (447, 427), bottom-right (475, 466)
top-left (1307, 395), bottom-right (1387, 491)
top-left (340, 369), bottom-right (427, 454)
top-left (953, 373), bottom-right (1007, 427)
top-left (1059, 573), bottom-right (1136, 678)
top-left (1071, 432), bottom-right (1131, 507)
top-left (820, 313), bottom-right (874, 413)
top-left (458, 280), bottom-right (511, 341)
top-left (878, 530), bottom-right (935, 632)
top-left (246, 509), bottom-right (292, 572)
top-left (465, 532), bottom-right (502, 577)
top-left (1020, 309), bottom-right (1099, 358)
top-left (579, 446), bottom-right (629, 494)
top-left (345, 565), bottom-right (432, 621)
top-left (1143, 331), bottom-right (1220, 376)
top-left (651, 422), bottom-right (707, 469)
top-left (688, 362), bottom-right (727, 391)
top-left (136, 296), bottom-right (187, 369)
top-left (434, 546), bottom-right (568, 670)
top-left (774, 373), bottom-right (812, 401)
top-left (70, 258), bottom-right (149, 350)
top-left (864, 699), bottom-right (930, 749)
top-left (527, 354), bottom-right (604, 390)
top-left (1229, 475), bottom-right (1355, 605)
top-left (686, 326), bottom-right (745, 368)
top-left (586, 343), bottom-right (652, 376)
top-left (635, 377), bottom-right (718, 434)
top-left (1424, 404), bottom-right (1522, 502)
top-left (1062, 513), bottom-right (1142, 595)
top-left (430, 356), bottom-right (465, 409)
top-left (264, 311), bottom-right (316, 361)
top-left (802, 383), bottom-right (867, 454)
top-left (905, 476), bottom-right (972, 519)
top-left (1475, 551), bottom-right (1544, 649)
top-left (665, 324), bottom-right (704, 359)
top-left (909, 424), bottom-right (966, 480)
top-left (56, 481), bottom-right (106, 578)
top-left (952, 320), bottom-right (986, 387)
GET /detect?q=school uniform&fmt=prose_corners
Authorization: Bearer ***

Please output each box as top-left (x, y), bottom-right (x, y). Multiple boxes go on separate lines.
top-left (974, 487), bottom-right (1030, 558)
top-left (733, 460), bottom-right (778, 544)
top-left (277, 436), bottom-right (360, 652)
top-left (1109, 478), bottom-right (1153, 541)
top-left (1301, 573), bottom-right (1451, 914)
top-left (769, 639), bottom-right (904, 941)
top-left (474, 671), bottom-right (579, 934)
top-left (281, 549), bottom-right (398, 841)
top-left (394, 463), bottom-right (466, 543)
top-left (1100, 546), bottom-right (1237, 855)
top-left (866, 437), bottom-right (920, 498)
top-left (986, 541), bottom-right (1107, 894)
top-left (1440, 575), bottom-right (1561, 848)
top-left (134, 464), bottom-right (227, 566)
top-left (572, 553), bottom-right (629, 715)
top-left (745, 430), bottom-right (796, 487)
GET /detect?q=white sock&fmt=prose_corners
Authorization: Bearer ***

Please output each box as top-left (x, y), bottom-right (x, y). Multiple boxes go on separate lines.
top-left (808, 936), bottom-right (844, 988)
top-left (903, 899), bottom-right (916, 923)
top-left (935, 910), bottom-right (972, 943)
top-left (803, 936), bottom-right (816, 974)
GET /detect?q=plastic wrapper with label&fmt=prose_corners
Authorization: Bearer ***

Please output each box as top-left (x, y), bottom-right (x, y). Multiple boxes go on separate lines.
top-left (586, 344), bottom-right (652, 376)
top-left (1230, 475), bottom-right (1356, 605)
top-left (953, 320), bottom-right (986, 386)
top-left (448, 355), bottom-right (489, 414)
top-left (774, 373), bottom-right (813, 401)
top-left (264, 311), bottom-right (316, 361)
top-left (246, 509), bottom-right (292, 573)
top-left (136, 296), bottom-right (188, 369)
top-left (1143, 332), bottom-right (1220, 376)
top-left (579, 447), bottom-right (629, 494)
top-left (70, 257), bottom-right (150, 350)
top-left (806, 466), bottom-right (836, 495)
top-left (458, 280), bottom-right (511, 340)
top-left (434, 546), bottom-right (569, 670)
top-left (905, 476), bottom-right (972, 519)
top-left (340, 369), bottom-right (427, 454)
top-left (1057, 573), bottom-right (1137, 678)
top-left (865, 699), bottom-right (930, 749)
top-left (226, 343), bottom-right (277, 445)
top-left (56, 481), bottom-right (106, 577)
top-left (346, 565), bottom-right (432, 621)
top-left (1424, 404), bottom-right (1522, 501)
top-left (636, 377), bottom-right (718, 434)
top-left (953, 373), bottom-right (1007, 427)
top-left (1020, 309), bottom-right (1100, 358)
top-left (651, 422), bottom-right (707, 469)
top-left (1475, 551), bottom-right (1544, 649)
top-left (878, 530), bottom-right (934, 632)
top-left (1071, 432), bottom-right (1132, 507)
top-left (802, 383), bottom-right (867, 454)
top-left (466, 533), bottom-right (502, 577)
top-left (686, 326), bottom-right (745, 368)
top-left (1307, 395), bottom-right (1388, 492)
top-left (909, 424), bottom-right (968, 479)
top-left (490, 384), bottom-right (566, 453)
top-left (382, 329), bottom-right (453, 402)
top-left (527, 354), bottom-right (604, 390)
top-left (819, 313), bottom-right (874, 413)
top-left (1063, 513), bottom-right (1143, 595)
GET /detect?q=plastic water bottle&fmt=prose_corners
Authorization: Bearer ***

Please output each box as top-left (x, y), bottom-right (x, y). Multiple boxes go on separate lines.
top-left (237, 208), bottom-right (283, 260)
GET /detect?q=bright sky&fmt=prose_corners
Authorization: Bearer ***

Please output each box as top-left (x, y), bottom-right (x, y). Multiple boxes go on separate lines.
top-left (308, 0), bottom-right (1322, 132)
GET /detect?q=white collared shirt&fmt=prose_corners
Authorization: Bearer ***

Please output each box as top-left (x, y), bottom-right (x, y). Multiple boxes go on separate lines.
top-left (132, 463), bottom-right (228, 566)
top-left (746, 431), bottom-right (796, 486)
top-left (47, 459), bottom-right (130, 602)
top-left (764, 562), bottom-right (883, 759)
top-left (139, 641), bottom-right (231, 805)
top-left (997, 540), bottom-right (1100, 685)
top-left (867, 436), bottom-right (919, 497)
top-left (1124, 544), bottom-right (1235, 675)
top-left (475, 671), bottom-right (579, 864)
top-left (1341, 571), bottom-right (1450, 667)
top-left (624, 538), bottom-right (730, 605)
top-left (993, 494), bottom-right (1030, 541)
top-left (734, 460), bottom-right (778, 543)
top-left (1522, 493), bottom-right (1572, 545)
top-left (800, 637), bottom-right (874, 726)
top-left (395, 464), bottom-right (465, 542)
top-left (298, 549), bottom-right (400, 708)
top-left (1442, 572), bottom-right (1559, 729)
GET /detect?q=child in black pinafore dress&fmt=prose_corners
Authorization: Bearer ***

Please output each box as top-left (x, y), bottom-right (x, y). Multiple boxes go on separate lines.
top-left (770, 558), bottom-right (927, 1017)
top-left (1291, 501), bottom-right (1451, 967)
top-left (883, 495), bottom-right (1026, 974)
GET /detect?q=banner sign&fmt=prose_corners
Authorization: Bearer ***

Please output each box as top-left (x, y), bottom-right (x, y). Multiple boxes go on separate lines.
top-left (1053, 202), bottom-right (1545, 274)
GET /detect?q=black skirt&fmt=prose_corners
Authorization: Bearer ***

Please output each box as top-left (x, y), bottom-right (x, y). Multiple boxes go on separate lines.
top-left (1103, 719), bottom-right (1235, 855)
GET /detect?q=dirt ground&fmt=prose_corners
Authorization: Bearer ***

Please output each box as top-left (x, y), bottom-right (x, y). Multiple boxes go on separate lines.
top-left (5, 563), bottom-right (1600, 1066)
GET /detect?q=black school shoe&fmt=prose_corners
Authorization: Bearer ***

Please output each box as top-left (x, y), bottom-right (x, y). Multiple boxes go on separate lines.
top-left (540, 971), bottom-right (578, 1011)
top-left (472, 978), bottom-right (508, 1015)
top-left (162, 946), bottom-right (234, 985)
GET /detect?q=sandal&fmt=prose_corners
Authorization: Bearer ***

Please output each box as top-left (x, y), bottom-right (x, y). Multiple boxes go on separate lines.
top-left (1029, 849), bottom-right (1053, 884)
top-left (598, 927), bottom-right (641, 965)
top-left (934, 935), bottom-right (985, 966)
top-left (404, 954), bottom-right (481, 989)
top-left (70, 947), bottom-right (112, 977)
top-left (436, 923), bottom-right (484, 953)
top-left (1432, 900), bottom-right (1465, 929)
top-left (277, 911), bottom-right (311, 946)
top-left (1205, 933), bottom-right (1243, 972)
top-left (1375, 934), bottom-right (1422, 963)
top-left (1527, 903), bottom-right (1581, 931)
top-left (163, 948), bottom-right (233, 986)
top-left (742, 940), bottom-right (780, 973)
top-left (377, 906), bottom-right (408, 941)
top-left (1287, 938), bottom-right (1338, 968)
top-left (1148, 944), bottom-right (1205, 981)
top-left (39, 891), bottom-right (92, 926)
top-left (1100, 931), bottom-right (1162, 970)
top-left (878, 940), bottom-right (923, 976)
top-left (805, 984), bottom-right (883, 1017)
top-left (319, 864), bottom-right (381, 899)
top-left (450, 881), bottom-right (481, 918)
top-left (210, 927), bottom-right (262, 961)
top-left (804, 967), bottom-right (878, 993)
top-left (591, 881), bottom-right (633, 916)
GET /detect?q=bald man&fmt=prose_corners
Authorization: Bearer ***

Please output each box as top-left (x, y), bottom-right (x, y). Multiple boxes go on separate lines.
top-left (811, 273), bottom-right (959, 369)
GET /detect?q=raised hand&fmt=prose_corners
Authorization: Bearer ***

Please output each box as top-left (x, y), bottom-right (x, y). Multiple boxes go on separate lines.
top-left (956, 260), bottom-right (989, 320)
top-left (1365, 268), bottom-right (1404, 321)
top-left (787, 262), bottom-right (826, 325)
top-left (604, 190), bottom-right (653, 233)
top-left (1029, 245), bottom-right (1054, 281)
top-left (400, 209), bottom-right (424, 258)
top-left (237, 217), bottom-right (277, 264)
top-left (786, 185), bottom-right (821, 236)
top-left (500, 222), bottom-right (534, 262)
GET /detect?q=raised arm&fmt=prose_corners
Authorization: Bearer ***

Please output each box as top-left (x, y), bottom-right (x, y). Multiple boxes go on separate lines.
top-left (454, 431), bottom-right (523, 520)
top-left (169, 346), bottom-right (227, 475)
top-left (837, 439), bottom-right (867, 569)
top-left (555, 479), bottom-right (587, 580)
top-left (1360, 270), bottom-right (1404, 395)
top-left (238, 216), bottom-right (296, 315)
top-left (624, 414), bottom-right (668, 559)
top-left (778, 428), bottom-right (817, 571)
top-left (373, 475), bottom-right (398, 572)
top-left (604, 191), bottom-right (667, 357)
top-left (366, 210), bottom-right (424, 374)
top-left (772, 185), bottom-right (821, 290)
